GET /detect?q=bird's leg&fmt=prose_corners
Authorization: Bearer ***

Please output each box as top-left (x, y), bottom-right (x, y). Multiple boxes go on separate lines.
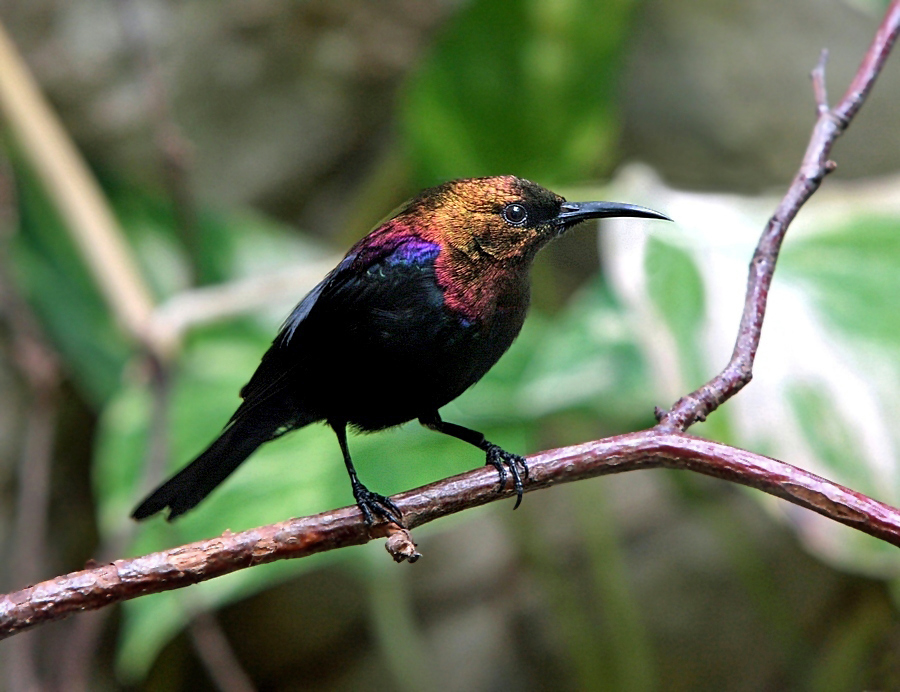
top-left (418, 412), bottom-right (528, 509)
top-left (331, 421), bottom-right (403, 526)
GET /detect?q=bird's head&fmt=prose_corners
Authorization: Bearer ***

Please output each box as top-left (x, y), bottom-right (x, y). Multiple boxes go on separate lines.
top-left (401, 176), bottom-right (669, 263)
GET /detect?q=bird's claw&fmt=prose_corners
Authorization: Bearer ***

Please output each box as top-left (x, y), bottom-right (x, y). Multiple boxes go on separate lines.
top-left (352, 482), bottom-right (403, 526)
top-left (484, 444), bottom-right (528, 509)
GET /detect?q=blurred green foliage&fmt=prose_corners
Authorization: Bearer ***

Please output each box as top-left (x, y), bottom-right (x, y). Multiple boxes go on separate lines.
top-left (402, 0), bottom-right (639, 186)
top-left (5, 0), bottom-right (900, 686)
top-left (10, 156), bottom-right (131, 405)
top-left (644, 237), bottom-right (706, 383)
top-left (79, 1), bottom-right (651, 675)
top-left (782, 216), bottom-right (900, 345)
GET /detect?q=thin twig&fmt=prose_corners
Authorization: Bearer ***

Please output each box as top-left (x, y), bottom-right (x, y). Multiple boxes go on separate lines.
top-left (1, 0), bottom-right (899, 646)
top-left (656, 0), bottom-right (900, 433)
top-left (834, 1), bottom-right (900, 125)
top-left (2, 430), bottom-right (899, 640)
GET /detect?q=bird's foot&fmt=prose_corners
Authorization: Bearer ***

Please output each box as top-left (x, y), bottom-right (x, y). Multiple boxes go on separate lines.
top-left (484, 444), bottom-right (529, 509)
top-left (352, 480), bottom-right (403, 527)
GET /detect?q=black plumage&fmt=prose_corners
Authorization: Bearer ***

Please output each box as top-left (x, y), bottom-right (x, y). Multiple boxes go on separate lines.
top-left (133, 177), bottom-right (668, 525)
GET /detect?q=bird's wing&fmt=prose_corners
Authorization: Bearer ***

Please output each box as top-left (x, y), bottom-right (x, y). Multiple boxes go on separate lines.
top-left (232, 236), bottom-right (441, 421)
top-left (231, 255), bottom-right (356, 420)
top-left (280, 254), bottom-right (356, 341)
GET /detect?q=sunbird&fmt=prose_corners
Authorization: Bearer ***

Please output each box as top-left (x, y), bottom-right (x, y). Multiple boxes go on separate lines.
top-left (133, 176), bottom-right (669, 525)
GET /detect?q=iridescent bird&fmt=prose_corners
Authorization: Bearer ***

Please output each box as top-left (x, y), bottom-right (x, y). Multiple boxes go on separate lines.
top-left (132, 176), bottom-right (669, 524)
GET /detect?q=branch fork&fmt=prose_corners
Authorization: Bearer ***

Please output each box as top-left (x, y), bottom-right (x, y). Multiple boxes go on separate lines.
top-left (2, 0), bottom-right (900, 641)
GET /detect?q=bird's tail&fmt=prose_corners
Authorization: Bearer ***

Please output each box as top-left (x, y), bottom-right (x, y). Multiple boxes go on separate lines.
top-left (132, 409), bottom-right (305, 521)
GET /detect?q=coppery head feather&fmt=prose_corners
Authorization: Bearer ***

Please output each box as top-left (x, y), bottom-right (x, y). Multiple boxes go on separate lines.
top-left (359, 175), bottom-right (669, 319)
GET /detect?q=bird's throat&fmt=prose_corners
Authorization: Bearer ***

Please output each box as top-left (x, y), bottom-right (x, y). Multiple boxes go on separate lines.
top-left (435, 247), bottom-right (531, 324)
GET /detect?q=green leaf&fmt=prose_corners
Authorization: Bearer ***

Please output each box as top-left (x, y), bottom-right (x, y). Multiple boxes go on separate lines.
top-left (644, 236), bottom-right (706, 384)
top-left (402, 0), bottom-right (640, 185)
top-left (603, 168), bottom-right (900, 578)
top-left (520, 277), bottom-right (652, 422)
top-left (781, 216), bottom-right (900, 347)
top-left (9, 156), bottom-right (132, 405)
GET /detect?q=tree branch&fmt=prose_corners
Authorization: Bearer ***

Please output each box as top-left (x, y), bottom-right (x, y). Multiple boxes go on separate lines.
top-left (3, 430), bottom-right (900, 640)
top-left (1, 0), bottom-right (899, 644)
top-left (655, 0), bottom-right (900, 433)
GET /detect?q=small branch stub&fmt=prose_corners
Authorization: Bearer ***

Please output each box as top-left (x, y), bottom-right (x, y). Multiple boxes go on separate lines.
top-left (383, 526), bottom-right (421, 563)
top-left (655, 0), bottom-right (900, 433)
top-left (1, 0), bottom-right (900, 646)
top-left (3, 431), bottom-right (900, 640)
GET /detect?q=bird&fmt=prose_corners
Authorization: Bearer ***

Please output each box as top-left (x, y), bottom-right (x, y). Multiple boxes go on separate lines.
top-left (132, 176), bottom-right (669, 525)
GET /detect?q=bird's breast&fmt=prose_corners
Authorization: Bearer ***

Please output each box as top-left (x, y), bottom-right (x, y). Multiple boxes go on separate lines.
top-left (434, 249), bottom-right (531, 326)
top-left (304, 257), bottom-right (529, 430)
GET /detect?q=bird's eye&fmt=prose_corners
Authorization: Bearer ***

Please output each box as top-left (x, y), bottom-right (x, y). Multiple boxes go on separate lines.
top-left (502, 203), bottom-right (528, 226)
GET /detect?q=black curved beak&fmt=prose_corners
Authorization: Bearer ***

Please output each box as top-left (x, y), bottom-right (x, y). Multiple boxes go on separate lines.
top-left (554, 200), bottom-right (671, 233)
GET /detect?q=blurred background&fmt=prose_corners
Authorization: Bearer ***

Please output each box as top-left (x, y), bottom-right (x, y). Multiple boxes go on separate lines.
top-left (1, 0), bottom-right (900, 689)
